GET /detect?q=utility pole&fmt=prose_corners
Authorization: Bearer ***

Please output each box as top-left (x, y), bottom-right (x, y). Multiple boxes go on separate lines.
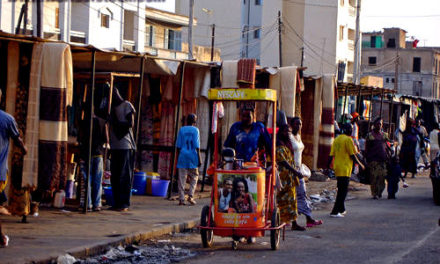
top-left (353, 0), bottom-right (362, 84)
top-left (394, 50), bottom-right (399, 92)
top-left (23, 0), bottom-right (29, 34)
top-left (36, 0), bottom-right (43, 37)
top-left (245, 0), bottom-right (251, 58)
top-left (188, 0), bottom-right (194, 60)
top-left (210, 24), bottom-right (216, 61)
top-left (300, 47), bottom-right (304, 67)
top-left (278, 11), bottom-right (282, 67)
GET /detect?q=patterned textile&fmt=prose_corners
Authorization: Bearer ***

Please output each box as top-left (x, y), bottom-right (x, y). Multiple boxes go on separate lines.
top-left (22, 43), bottom-right (43, 188)
top-left (368, 161), bottom-right (387, 197)
top-left (276, 145), bottom-right (299, 223)
top-left (296, 178), bottom-right (312, 217)
top-left (196, 98), bottom-right (210, 167)
top-left (237, 58), bottom-right (256, 88)
top-left (318, 75), bottom-right (335, 169)
top-left (221, 60), bottom-right (238, 88)
top-left (279, 66), bottom-right (297, 117)
top-left (301, 78), bottom-right (323, 170)
top-left (140, 96), bottom-right (154, 172)
top-left (36, 43), bottom-right (73, 199)
top-left (157, 101), bottom-right (174, 180)
top-left (8, 43), bottom-right (33, 216)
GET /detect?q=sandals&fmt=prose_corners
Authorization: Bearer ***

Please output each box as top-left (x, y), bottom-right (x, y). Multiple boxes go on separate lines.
top-left (306, 220), bottom-right (323, 228)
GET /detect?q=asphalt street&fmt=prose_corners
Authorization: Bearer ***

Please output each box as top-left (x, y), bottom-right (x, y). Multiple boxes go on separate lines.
top-left (166, 174), bottom-right (440, 264)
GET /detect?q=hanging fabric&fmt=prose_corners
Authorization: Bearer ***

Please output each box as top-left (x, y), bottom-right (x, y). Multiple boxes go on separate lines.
top-left (318, 75), bottom-right (335, 169)
top-left (237, 58), bottom-right (256, 88)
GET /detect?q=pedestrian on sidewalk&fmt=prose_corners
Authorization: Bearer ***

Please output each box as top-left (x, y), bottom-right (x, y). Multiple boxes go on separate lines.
top-left (79, 115), bottom-right (107, 211)
top-left (0, 89), bottom-right (27, 247)
top-left (400, 118), bottom-right (418, 178)
top-left (176, 114), bottom-right (201, 206)
top-left (289, 117), bottom-right (323, 228)
top-left (276, 124), bottom-right (305, 230)
top-left (416, 118), bottom-right (429, 169)
top-left (328, 124), bottom-right (364, 218)
top-left (365, 118), bottom-right (391, 199)
top-left (109, 88), bottom-right (136, 212)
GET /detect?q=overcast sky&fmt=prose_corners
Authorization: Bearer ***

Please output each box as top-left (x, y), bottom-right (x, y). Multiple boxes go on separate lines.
top-left (361, 0), bottom-right (440, 47)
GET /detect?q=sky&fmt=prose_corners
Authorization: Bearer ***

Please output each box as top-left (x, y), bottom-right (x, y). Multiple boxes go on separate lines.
top-left (361, 0), bottom-right (440, 47)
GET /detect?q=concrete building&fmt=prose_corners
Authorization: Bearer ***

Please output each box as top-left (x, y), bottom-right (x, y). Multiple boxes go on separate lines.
top-left (280, 0), bottom-right (357, 81)
top-left (361, 28), bottom-right (440, 98)
top-left (176, 0), bottom-right (265, 63)
top-left (0, 1), bottom-right (202, 60)
top-left (176, 0), bottom-right (357, 80)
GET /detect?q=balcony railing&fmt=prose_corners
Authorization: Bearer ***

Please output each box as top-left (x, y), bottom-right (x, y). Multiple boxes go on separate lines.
top-left (348, 6), bottom-right (356, 16)
top-left (144, 46), bottom-right (188, 60)
top-left (123, 39), bottom-right (136, 52)
top-left (348, 40), bottom-right (355, 50)
top-left (70, 30), bottom-right (86, 44)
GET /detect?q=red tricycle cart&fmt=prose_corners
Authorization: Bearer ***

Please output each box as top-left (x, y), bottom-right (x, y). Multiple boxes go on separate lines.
top-left (199, 88), bottom-right (285, 250)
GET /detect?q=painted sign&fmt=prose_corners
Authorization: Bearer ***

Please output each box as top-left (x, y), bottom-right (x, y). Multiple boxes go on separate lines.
top-left (214, 170), bottom-right (265, 228)
top-left (208, 89), bottom-right (277, 101)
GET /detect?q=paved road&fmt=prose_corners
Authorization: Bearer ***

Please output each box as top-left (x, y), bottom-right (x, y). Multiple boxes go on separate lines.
top-left (169, 175), bottom-right (440, 264)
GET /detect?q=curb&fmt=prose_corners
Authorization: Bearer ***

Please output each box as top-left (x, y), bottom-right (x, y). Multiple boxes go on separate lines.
top-left (31, 217), bottom-right (201, 264)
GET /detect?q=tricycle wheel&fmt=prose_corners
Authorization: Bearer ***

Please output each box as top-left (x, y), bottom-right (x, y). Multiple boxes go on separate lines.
top-left (270, 207), bottom-right (281, 250)
top-left (200, 205), bottom-right (214, 248)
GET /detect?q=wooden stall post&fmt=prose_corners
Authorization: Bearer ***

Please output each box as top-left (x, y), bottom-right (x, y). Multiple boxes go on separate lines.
top-left (134, 56), bottom-right (145, 169)
top-left (357, 84), bottom-right (362, 114)
top-left (368, 90), bottom-right (374, 131)
top-left (168, 62), bottom-right (186, 199)
top-left (379, 90), bottom-right (384, 119)
top-left (342, 87), bottom-right (348, 123)
top-left (201, 101), bottom-right (213, 192)
top-left (84, 50), bottom-right (97, 214)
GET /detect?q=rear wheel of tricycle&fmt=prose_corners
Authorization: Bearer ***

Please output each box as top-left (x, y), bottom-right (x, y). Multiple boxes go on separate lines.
top-left (200, 205), bottom-right (214, 248)
top-left (270, 207), bottom-right (281, 250)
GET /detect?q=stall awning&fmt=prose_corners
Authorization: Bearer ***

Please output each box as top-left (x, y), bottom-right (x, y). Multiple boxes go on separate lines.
top-left (337, 82), bottom-right (396, 96)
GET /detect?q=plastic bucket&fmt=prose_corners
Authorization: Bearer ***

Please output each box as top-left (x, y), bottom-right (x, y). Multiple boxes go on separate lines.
top-left (151, 179), bottom-right (170, 197)
top-left (103, 187), bottom-right (114, 206)
top-left (133, 172), bottom-right (147, 195)
top-left (146, 172), bottom-right (160, 195)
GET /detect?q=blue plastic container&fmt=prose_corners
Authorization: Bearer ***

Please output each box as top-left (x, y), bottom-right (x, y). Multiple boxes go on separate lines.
top-left (151, 179), bottom-right (170, 197)
top-left (103, 187), bottom-right (114, 206)
top-left (133, 172), bottom-right (147, 195)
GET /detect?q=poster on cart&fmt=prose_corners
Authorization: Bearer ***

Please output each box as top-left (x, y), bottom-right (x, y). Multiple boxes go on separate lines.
top-left (215, 170), bottom-right (265, 227)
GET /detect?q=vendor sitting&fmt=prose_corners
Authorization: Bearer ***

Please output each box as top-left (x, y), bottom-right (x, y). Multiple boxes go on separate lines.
top-left (224, 106), bottom-right (272, 165)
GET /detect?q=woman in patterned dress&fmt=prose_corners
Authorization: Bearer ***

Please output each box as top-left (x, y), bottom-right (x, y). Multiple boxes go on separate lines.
top-left (276, 125), bottom-right (305, 231)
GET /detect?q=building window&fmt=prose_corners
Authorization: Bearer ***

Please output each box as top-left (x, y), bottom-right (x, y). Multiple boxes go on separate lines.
top-left (368, 57), bottom-right (377, 65)
top-left (254, 28), bottom-right (261, 39)
top-left (55, 8), bottom-right (59, 29)
top-left (370, 36), bottom-right (376, 48)
top-left (413, 57), bottom-right (421, 72)
top-left (255, 0), bottom-right (262, 5)
top-left (101, 14), bottom-right (110, 28)
top-left (145, 25), bottom-right (154, 46)
top-left (339, 25), bottom-right (344, 41)
top-left (413, 81), bottom-right (422, 96)
top-left (386, 78), bottom-right (389, 83)
top-left (387, 38), bottom-right (396, 48)
top-left (392, 78), bottom-right (395, 83)
top-left (168, 29), bottom-right (182, 51)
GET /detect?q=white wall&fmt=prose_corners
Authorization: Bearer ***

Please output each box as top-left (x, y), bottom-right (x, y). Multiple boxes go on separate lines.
top-left (87, 2), bottom-right (123, 50)
top-left (303, 0), bottom-right (339, 76)
top-left (0, 1), bottom-right (14, 33)
top-left (147, 0), bottom-right (175, 13)
top-left (260, 0), bottom-right (282, 67)
top-left (176, 0), bottom-right (242, 60)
